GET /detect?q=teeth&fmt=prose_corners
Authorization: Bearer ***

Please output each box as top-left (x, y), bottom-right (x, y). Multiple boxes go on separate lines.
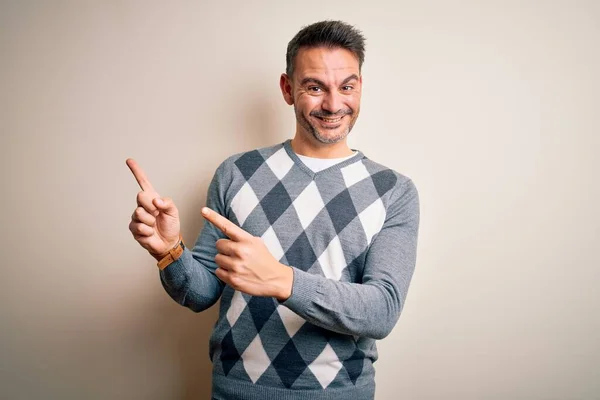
top-left (321, 117), bottom-right (342, 123)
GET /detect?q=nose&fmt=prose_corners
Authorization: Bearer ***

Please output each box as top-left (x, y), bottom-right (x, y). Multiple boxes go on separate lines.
top-left (321, 91), bottom-right (344, 114)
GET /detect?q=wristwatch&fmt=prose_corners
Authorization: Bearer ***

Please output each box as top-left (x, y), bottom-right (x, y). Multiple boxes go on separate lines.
top-left (157, 235), bottom-right (185, 270)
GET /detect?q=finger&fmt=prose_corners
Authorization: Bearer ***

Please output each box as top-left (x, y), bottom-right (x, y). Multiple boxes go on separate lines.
top-left (202, 207), bottom-right (251, 241)
top-left (132, 207), bottom-right (156, 226)
top-left (215, 267), bottom-right (241, 290)
top-left (133, 234), bottom-right (152, 247)
top-left (215, 238), bottom-right (235, 256)
top-left (215, 267), bottom-right (229, 283)
top-left (153, 197), bottom-right (179, 218)
top-left (215, 253), bottom-right (235, 271)
top-left (133, 233), bottom-right (149, 241)
top-left (126, 158), bottom-right (156, 192)
top-left (129, 220), bottom-right (154, 237)
top-left (137, 191), bottom-right (159, 217)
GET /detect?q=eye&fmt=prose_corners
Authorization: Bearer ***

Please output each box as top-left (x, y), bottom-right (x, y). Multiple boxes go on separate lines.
top-left (308, 86), bottom-right (322, 92)
top-left (341, 85), bottom-right (354, 91)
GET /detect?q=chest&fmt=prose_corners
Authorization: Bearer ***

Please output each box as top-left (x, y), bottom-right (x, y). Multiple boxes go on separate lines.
top-left (227, 177), bottom-right (387, 282)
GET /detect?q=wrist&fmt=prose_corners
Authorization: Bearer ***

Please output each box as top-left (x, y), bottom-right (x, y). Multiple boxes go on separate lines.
top-left (274, 264), bottom-right (294, 301)
top-left (152, 235), bottom-right (184, 266)
top-left (149, 236), bottom-right (180, 260)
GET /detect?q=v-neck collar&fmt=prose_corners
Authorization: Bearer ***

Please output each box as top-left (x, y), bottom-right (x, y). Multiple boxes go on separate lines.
top-left (283, 139), bottom-right (365, 179)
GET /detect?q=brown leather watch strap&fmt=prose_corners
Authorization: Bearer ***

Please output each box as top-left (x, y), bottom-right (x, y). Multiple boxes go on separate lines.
top-left (157, 235), bottom-right (185, 270)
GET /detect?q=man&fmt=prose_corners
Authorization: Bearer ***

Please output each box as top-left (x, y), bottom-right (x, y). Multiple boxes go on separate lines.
top-left (127, 20), bottom-right (419, 400)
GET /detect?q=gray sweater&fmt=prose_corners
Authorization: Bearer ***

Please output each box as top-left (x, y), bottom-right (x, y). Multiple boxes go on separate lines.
top-left (159, 140), bottom-right (420, 400)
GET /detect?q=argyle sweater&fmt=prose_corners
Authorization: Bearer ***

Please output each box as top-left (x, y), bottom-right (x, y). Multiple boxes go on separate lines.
top-left (159, 140), bottom-right (420, 400)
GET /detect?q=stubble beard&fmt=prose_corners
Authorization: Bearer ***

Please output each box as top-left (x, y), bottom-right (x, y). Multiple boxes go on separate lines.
top-left (295, 106), bottom-right (359, 145)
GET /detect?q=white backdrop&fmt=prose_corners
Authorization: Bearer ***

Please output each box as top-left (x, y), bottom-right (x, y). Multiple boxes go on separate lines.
top-left (1, 1), bottom-right (599, 399)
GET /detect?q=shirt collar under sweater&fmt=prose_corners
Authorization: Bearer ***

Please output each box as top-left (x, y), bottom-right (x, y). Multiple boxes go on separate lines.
top-left (283, 139), bottom-right (365, 178)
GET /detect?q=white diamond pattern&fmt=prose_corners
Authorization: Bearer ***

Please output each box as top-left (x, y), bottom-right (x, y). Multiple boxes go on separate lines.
top-left (226, 290), bottom-right (247, 327)
top-left (358, 198), bottom-right (386, 245)
top-left (230, 181), bottom-right (260, 226)
top-left (318, 235), bottom-right (347, 281)
top-left (276, 305), bottom-right (305, 338)
top-left (261, 226), bottom-right (285, 262)
top-left (341, 160), bottom-right (370, 188)
top-left (292, 181), bottom-right (325, 229)
top-left (265, 147), bottom-right (294, 180)
top-left (308, 343), bottom-right (343, 389)
top-left (241, 335), bottom-right (271, 383)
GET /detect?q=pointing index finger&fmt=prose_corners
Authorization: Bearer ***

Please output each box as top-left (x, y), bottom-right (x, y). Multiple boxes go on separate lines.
top-left (126, 158), bottom-right (155, 192)
top-left (202, 207), bottom-right (251, 241)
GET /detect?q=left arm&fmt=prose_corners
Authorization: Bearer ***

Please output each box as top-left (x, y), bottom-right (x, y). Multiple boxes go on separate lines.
top-left (202, 179), bottom-right (420, 339)
top-left (282, 179), bottom-right (420, 339)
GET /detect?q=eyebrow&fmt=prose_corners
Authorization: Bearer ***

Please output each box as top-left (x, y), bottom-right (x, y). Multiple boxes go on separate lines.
top-left (300, 74), bottom-right (360, 87)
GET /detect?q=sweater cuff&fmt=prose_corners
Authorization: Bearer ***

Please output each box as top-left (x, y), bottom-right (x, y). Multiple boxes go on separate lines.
top-left (159, 248), bottom-right (191, 288)
top-left (281, 267), bottom-right (323, 315)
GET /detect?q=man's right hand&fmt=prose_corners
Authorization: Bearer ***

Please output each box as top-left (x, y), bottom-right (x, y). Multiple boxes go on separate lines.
top-left (126, 158), bottom-right (181, 260)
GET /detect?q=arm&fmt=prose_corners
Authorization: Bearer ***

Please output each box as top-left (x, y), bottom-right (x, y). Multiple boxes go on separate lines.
top-left (282, 179), bottom-right (420, 339)
top-left (159, 162), bottom-right (230, 312)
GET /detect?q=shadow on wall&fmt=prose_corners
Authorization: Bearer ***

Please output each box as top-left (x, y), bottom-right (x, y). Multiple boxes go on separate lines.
top-left (138, 90), bottom-right (284, 400)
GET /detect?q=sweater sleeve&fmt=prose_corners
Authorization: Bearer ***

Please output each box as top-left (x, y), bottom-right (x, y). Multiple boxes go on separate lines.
top-left (158, 162), bottom-right (229, 312)
top-left (282, 178), bottom-right (420, 339)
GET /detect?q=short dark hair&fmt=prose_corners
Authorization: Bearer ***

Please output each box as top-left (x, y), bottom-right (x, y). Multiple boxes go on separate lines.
top-left (285, 20), bottom-right (366, 77)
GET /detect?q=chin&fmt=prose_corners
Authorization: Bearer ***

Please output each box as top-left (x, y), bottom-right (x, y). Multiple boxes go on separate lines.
top-left (312, 128), bottom-right (350, 144)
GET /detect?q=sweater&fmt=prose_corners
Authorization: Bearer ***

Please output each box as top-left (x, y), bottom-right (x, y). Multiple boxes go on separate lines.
top-left (159, 140), bottom-right (420, 400)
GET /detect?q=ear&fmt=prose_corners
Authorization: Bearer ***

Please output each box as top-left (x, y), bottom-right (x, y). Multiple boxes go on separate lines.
top-left (280, 73), bottom-right (294, 105)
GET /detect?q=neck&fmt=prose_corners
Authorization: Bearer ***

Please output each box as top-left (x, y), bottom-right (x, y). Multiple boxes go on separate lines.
top-left (291, 132), bottom-right (353, 159)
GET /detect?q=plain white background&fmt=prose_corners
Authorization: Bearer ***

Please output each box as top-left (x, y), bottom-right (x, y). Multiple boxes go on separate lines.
top-left (1, 1), bottom-right (598, 399)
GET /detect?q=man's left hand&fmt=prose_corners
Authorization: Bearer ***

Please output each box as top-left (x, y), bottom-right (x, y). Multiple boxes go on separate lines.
top-left (202, 207), bottom-right (293, 301)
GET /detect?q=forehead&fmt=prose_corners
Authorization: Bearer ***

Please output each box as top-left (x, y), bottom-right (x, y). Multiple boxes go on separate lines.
top-left (293, 47), bottom-right (360, 82)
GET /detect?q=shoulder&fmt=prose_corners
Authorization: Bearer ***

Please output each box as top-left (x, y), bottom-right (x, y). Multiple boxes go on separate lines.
top-left (359, 156), bottom-right (418, 200)
top-left (216, 142), bottom-right (286, 176)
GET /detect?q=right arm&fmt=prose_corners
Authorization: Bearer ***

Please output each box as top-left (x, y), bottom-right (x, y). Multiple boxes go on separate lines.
top-left (127, 159), bottom-right (228, 312)
top-left (159, 166), bottom-right (229, 311)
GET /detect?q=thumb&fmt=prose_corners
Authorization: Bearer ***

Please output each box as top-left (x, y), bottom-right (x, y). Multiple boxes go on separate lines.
top-left (153, 197), bottom-right (179, 217)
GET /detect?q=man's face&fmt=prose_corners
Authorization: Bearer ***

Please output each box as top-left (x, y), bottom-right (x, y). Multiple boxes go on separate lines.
top-left (281, 47), bottom-right (362, 145)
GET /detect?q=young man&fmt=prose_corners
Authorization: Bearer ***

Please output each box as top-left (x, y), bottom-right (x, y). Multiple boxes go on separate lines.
top-left (128, 20), bottom-right (419, 400)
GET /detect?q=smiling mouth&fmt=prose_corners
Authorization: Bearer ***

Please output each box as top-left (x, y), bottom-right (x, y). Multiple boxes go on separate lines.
top-left (314, 115), bottom-right (344, 124)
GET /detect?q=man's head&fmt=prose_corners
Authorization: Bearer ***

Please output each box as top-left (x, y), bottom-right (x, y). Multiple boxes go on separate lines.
top-left (285, 20), bottom-right (366, 78)
top-left (280, 21), bottom-right (366, 146)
